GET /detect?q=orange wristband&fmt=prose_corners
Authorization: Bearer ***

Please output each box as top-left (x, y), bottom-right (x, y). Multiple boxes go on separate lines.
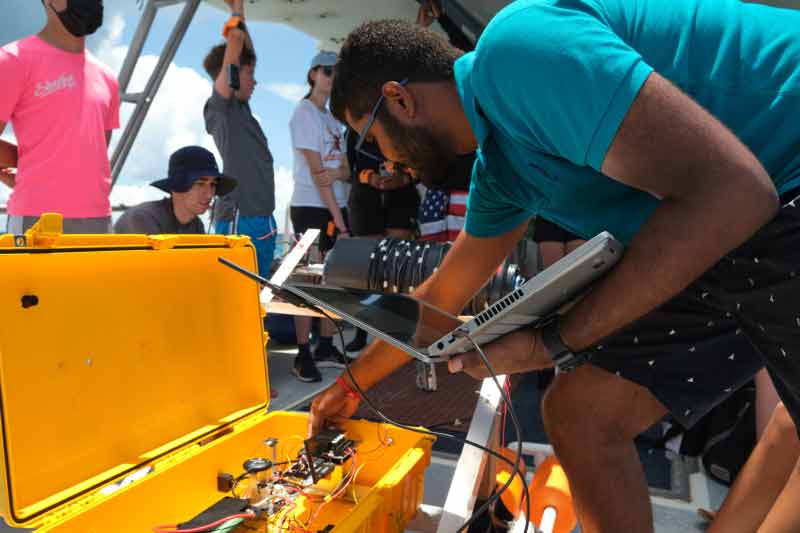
top-left (222, 16), bottom-right (243, 38)
top-left (336, 375), bottom-right (361, 400)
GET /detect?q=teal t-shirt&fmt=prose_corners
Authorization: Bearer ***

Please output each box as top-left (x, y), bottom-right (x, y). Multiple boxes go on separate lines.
top-left (458, 0), bottom-right (800, 243)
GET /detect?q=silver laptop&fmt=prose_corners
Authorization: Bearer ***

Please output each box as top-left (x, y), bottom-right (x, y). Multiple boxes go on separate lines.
top-left (285, 231), bottom-right (622, 363)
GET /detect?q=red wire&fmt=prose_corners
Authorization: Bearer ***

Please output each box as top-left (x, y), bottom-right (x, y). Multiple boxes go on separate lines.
top-left (152, 512), bottom-right (255, 533)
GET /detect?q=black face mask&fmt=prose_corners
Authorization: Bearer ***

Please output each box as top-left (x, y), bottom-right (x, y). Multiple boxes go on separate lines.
top-left (50, 0), bottom-right (103, 37)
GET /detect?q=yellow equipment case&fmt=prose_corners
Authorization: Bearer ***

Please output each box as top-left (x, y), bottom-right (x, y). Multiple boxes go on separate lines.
top-left (0, 215), bottom-right (433, 533)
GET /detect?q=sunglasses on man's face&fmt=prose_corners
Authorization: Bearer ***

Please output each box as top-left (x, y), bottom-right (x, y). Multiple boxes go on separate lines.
top-left (354, 79), bottom-right (409, 153)
top-left (320, 66), bottom-right (333, 77)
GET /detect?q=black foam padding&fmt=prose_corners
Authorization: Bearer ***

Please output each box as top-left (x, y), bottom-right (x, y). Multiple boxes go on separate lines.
top-left (177, 497), bottom-right (250, 529)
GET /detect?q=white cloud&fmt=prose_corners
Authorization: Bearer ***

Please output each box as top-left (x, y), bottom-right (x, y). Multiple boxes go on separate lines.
top-left (92, 14), bottom-right (220, 202)
top-left (0, 128), bottom-right (15, 144)
top-left (261, 83), bottom-right (307, 103)
top-left (109, 184), bottom-right (167, 207)
top-left (273, 165), bottom-right (294, 233)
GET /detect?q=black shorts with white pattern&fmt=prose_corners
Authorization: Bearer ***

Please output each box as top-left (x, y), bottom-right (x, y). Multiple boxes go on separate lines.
top-left (586, 191), bottom-right (800, 430)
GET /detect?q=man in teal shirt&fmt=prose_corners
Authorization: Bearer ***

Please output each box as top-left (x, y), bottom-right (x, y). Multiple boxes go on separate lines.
top-left (314, 1), bottom-right (800, 530)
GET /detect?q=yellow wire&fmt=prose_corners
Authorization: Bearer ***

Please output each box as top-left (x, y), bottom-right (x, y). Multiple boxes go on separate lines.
top-left (281, 435), bottom-right (307, 464)
top-left (350, 463), bottom-right (367, 504)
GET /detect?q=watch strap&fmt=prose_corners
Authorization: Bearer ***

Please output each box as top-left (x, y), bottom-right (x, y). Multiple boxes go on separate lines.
top-left (540, 316), bottom-right (586, 373)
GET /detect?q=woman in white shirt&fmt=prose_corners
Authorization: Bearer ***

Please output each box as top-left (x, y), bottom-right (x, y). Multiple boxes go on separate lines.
top-left (288, 50), bottom-right (350, 382)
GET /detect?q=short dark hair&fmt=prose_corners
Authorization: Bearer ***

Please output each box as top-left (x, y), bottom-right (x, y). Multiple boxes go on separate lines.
top-left (330, 19), bottom-right (461, 123)
top-left (202, 42), bottom-right (256, 81)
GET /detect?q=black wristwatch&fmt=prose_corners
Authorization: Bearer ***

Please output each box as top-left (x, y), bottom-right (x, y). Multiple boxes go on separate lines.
top-left (540, 316), bottom-right (586, 373)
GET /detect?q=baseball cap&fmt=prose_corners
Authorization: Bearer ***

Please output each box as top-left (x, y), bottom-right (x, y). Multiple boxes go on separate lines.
top-left (310, 50), bottom-right (338, 69)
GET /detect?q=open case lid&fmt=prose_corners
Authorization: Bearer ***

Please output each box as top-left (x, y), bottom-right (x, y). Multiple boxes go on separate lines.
top-left (0, 215), bottom-right (270, 526)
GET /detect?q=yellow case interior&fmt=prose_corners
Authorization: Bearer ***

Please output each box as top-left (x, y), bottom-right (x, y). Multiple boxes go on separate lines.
top-left (0, 215), bottom-right (269, 527)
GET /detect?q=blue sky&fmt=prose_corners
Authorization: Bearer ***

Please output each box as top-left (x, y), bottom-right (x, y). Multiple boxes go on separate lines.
top-left (0, 0), bottom-right (321, 228)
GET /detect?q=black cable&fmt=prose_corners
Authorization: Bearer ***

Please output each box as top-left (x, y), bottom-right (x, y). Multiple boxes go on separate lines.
top-left (315, 307), bottom-right (531, 533)
top-left (460, 333), bottom-right (530, 533)
top-left (217, 256), bottom-right (532, 531)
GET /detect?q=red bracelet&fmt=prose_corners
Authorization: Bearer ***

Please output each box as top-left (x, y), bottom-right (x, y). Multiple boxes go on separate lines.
top-left (336, 375), bottom-right (361, 400)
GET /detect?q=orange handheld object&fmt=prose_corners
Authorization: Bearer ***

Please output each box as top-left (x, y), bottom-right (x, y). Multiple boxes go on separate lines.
top-left (528, 456), bottom-right (577, 533)
top-left (359, 169), bottom-right (374, 185)
top-left (222, 16), bottom-right (243, 38)
top-left (326, 221), bottom-right (336, 237)
top-left (494, 447), bottom-right (527, 518)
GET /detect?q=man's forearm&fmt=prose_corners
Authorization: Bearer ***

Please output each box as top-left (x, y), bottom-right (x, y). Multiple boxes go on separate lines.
top-left (341, 223), bottom-right (528, 392)
top-left (0, 139), bottom-right (18, 168)
top-left (559, 178), bottom-right (778, 352)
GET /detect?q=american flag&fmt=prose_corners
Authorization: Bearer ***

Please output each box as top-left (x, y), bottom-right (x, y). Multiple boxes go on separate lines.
top-left (418, 189), bottom-right (468, 242)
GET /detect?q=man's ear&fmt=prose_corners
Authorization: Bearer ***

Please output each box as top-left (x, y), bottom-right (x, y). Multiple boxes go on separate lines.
top-left (382, 81), bottom-right (416, 120)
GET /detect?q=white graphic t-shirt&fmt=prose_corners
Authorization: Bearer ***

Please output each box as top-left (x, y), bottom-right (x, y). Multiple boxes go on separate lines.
top-left (289, 98), bottom-right (348, 208)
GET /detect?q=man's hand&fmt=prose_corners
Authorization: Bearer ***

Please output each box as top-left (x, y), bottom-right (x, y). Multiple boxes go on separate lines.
top-left (308, 382), bottom-right (361, 437)
top-left (312, 168), bottom-right (336, 187)
top-left (447, 327), bottom-right (554, 379)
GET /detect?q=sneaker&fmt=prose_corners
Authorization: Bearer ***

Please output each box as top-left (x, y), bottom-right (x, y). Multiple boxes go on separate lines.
top-left (345, 329), bottom-right (368, 353)
top-left (292, 354), bottom-right (322, 382)
top-left (313, 344), bottom-right (347, 368)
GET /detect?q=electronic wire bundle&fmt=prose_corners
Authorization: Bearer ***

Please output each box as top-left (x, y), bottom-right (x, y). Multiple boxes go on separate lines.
top-left (217, 257), bottom-right (532, 533)
top-left (152, 431), bottom-right (370, 533)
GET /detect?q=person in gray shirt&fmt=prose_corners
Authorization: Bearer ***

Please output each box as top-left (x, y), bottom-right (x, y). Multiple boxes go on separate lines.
top-left (114, 146), bottom-right (236, 235)
top-left (203, 0), bottom-right (276, 276)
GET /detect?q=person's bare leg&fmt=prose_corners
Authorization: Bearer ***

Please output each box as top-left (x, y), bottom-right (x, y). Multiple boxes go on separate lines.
top-left (756, 369), bottom-right (781, 438)
top-left (760, 455), bottom-right (800, 532)
top-left (320, 317), bottom-right (338, 337)
top-left (707, 403), bottom-right (800, 532)
top-left (709, 403), bottom-right (799, 532)
top-left (542, 364), bottom-right (668, 533)
top-left (295, 316), bottom-right (312, 344)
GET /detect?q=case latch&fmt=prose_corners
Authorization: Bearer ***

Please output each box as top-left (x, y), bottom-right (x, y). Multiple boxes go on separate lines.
top-left (21, 213), bottom-right (64, 248)
top-left (147, 235), bottom-right (180, 250)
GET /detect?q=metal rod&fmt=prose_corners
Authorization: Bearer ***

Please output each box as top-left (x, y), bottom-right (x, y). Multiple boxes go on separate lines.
top-left (116, 0), bottom-right (157, 93)
top-left (110, 0), bottom-right (201, 186)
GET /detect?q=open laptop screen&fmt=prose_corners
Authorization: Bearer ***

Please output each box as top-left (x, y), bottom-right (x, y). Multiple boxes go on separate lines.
top-left (287, 284), bottom-right (465, 354)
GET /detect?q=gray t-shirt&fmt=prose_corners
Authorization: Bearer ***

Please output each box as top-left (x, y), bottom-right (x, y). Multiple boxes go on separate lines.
top-left (204, 89), bottom-right (275, 220)
top-left (113, 198), bottom-right (205, 234)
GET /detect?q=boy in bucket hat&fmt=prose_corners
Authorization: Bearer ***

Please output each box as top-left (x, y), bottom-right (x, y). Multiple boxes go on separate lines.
top-left (114, 146), bottom-right (236, 235)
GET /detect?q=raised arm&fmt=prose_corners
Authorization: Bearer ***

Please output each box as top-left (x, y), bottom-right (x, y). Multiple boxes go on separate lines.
top-left (214, 0), bottom-right (249, 100)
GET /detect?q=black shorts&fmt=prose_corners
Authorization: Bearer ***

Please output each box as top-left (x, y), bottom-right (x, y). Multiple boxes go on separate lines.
top-left (347, 182), bottom-right (419, 236)
top-left (533, 217), bottom-right (581, 243)
top-left (290, 206), bottom-right (349, 253)
top-left (586, 192), bottom-right (800, 431)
